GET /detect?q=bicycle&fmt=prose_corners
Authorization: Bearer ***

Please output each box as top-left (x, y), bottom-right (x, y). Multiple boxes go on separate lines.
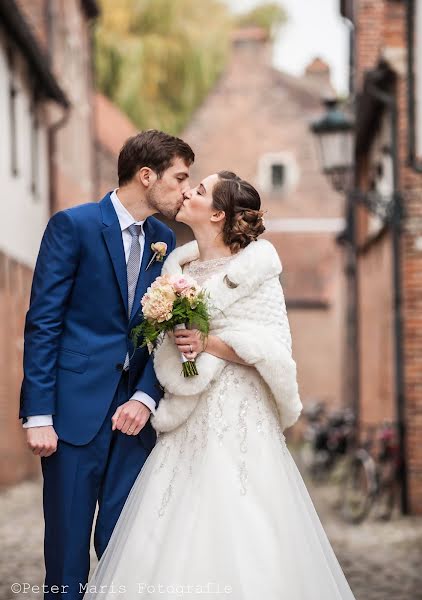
top-left (340, 421), bottom-right (401, 524)
top-left (300, 403), bottom-right (356, 483)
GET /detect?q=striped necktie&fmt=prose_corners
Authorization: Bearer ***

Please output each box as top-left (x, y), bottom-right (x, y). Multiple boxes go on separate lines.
top-left (123, 223), bottom-right (142, 369)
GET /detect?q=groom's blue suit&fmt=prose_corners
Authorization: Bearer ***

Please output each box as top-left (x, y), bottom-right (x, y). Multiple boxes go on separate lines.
top-left (19, 192), bottom-right (175, 599)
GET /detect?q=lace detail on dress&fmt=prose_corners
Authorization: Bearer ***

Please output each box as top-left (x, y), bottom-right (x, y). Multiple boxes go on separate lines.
top-left (155, 364), bottom-right (288, 516)
top-left (183, 255), bottom-right (235, 286)
top-left (153, 254), bottom-right (289, 515)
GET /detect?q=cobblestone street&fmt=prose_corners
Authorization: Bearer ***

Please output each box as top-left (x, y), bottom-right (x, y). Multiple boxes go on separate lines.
top-left (304, 477), bottom-right (422, 600)
top-left (1, 462), bottom-right (421, 600)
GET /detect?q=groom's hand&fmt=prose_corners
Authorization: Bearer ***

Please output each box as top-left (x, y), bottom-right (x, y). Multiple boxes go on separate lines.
top-left (111, 400), bottom-right (151, 435)
top-left (26, 426), bottom-right (58, 457)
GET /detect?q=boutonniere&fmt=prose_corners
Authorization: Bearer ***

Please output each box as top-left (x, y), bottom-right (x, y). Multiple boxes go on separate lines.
top-left (146, 241), bottom-right (168, 270)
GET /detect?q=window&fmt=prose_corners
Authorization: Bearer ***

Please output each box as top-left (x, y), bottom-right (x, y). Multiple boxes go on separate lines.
top-left (30, 97), bottom-right (39, 198)
top-left (7, 48), bottom-right (18, 176)
top-left (271, 163), bottom-right (285, 188)
top-left (257, 152), bottom-right (299, 195)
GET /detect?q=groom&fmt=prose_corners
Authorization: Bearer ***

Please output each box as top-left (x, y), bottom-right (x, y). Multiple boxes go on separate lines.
top-left (19, 130), bottom-right (194, 599)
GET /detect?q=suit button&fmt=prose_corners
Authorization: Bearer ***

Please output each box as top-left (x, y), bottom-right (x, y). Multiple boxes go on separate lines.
top-left (115, 363), bottom-right (124, 371)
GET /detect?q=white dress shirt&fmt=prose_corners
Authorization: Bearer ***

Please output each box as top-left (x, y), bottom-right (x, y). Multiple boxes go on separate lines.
top-left (23, 190), bottom-right (156, 429)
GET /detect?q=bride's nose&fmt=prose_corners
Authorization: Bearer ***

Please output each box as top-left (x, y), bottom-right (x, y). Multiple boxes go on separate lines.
top-left (184, 190), bottom-right (192, 200)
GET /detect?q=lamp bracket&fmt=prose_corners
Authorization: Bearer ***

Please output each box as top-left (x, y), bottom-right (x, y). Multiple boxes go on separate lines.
top-left (350, 190), bottom-right (404, 224)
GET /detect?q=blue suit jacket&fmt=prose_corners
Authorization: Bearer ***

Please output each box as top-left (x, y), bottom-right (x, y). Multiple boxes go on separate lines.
top-left (19, 192), bottom-right (176, 446)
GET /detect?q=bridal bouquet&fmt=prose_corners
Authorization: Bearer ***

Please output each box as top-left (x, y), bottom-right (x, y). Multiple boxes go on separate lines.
top-left (131, 274), bottom-right (210, 377)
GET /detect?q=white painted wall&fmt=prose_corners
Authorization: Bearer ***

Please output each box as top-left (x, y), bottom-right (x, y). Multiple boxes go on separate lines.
top-left (0, 33), bottom-right (50, 268)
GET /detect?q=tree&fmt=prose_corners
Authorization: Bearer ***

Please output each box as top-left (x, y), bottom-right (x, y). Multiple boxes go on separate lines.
top-left (235, 2), bottom-right (287, 40)
top-left (95, 0), bottom-right (230, 134)
top-left (95, 0), bottom-right (287, 134)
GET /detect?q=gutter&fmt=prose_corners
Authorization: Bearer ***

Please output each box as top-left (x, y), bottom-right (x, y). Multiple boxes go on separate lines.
top-left (0, 0), bottom-right (68, 107)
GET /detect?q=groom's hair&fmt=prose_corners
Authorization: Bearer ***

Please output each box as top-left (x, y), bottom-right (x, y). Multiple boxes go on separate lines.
top-left (118, 130), bottom-right (195, 186)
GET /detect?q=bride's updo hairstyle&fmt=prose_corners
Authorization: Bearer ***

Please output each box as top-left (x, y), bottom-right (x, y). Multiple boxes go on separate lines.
top-left (212, 170), bottom-right (266, 253)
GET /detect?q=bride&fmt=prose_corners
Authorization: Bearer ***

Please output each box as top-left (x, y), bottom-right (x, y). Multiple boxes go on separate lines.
top-left (84, 171), bottom-right (356, 599)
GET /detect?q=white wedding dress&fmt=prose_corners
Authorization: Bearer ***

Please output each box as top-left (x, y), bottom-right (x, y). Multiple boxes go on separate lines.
top-left (84, 257), bottom-right (356, 600)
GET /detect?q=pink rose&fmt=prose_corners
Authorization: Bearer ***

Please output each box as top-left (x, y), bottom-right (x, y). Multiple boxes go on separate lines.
top-left (171, 275), bottom-right (196, 294)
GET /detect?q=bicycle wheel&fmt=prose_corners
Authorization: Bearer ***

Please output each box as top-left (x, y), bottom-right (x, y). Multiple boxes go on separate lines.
top-left (340, 451), bottom-right (376, 523)
top-left (373, 462), bottom-right (397, 521)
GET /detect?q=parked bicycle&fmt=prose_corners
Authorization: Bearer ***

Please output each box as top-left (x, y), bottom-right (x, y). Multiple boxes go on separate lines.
top-left (340, 421), bottom-right (401, 523)
top-left (300, 403), bottom-right (356, 483)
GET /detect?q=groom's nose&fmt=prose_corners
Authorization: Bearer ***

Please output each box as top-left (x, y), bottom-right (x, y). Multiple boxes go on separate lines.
top-left (181, 179), bottom-right (191, 194)
top-left (183, 189), bottom-right (192, 199)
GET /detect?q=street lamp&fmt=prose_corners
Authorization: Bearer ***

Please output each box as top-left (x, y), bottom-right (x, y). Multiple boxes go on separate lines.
top-left (309, 96), bottom-right (358, 423)
top-left (310, 84), bottom-right (408, 516)
top-left (310, 98), bottom-right (354, 193)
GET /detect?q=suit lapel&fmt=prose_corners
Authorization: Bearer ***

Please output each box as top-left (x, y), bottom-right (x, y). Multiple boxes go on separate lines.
top-left (129, 217), bottom-right (157, 325)
top-left (100, 194), bottom-right (129, 316)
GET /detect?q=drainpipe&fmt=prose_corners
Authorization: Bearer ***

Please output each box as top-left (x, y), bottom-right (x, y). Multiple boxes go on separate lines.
top-left (367, 81), bottom-right (408, 515)
top-left (343, 189), bottom-right (360, 422)
top-left (47, 108), bottom-right (70, 215)
top-left (88, 17), bottom-right (100, 200)
top-left (45, 0), bottom-right (70, 214)
top-left (335, 10), bottom-right (359, 418)
top-left (406, 0), bottom-right (422, 172)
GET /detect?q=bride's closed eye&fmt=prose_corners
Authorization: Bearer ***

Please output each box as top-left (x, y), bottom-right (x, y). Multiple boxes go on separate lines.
top-left (197, 183), bottom-right (206, 196)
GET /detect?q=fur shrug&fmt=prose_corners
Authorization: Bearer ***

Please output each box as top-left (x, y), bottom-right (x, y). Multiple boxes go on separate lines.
top-left (151, 239), bottom-right (303, 433)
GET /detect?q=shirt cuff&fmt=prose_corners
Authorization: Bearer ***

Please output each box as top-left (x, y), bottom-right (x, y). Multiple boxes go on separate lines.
top-left (23, 415), bottom-right (54, 428)
top-left (130, 391), bottom-right (156, 415)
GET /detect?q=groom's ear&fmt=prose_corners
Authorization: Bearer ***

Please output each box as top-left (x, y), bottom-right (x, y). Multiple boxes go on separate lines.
top-left (137, 167), bottom-right (157, 188)
top-left (210, 210), bottom-right (225, 223)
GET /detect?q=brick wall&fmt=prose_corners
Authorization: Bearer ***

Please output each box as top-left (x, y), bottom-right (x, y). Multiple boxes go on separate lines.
top-left (354, 0), bottom-right (422, 512)
top-left (386, 1), bottom-right (422, 513)
top-left (358, 233), bottom-right (396, 425)
top-left (51, 1), bottom-right (97, 210)
top-left (355, 0), bottom-right (385, 88)
top-left (402, 188), bottom-right (422, 512)
top-left (0, 253), bottom-right (40, 486)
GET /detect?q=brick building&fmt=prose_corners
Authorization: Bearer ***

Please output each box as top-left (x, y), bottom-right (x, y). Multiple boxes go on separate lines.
top-left (181, 28), bottom-right (347, 424)
top-left (94, 92), bottom-right (138, 198)
top-left (339, 0), bottom-right (422, 513)
top-left (0, 0), bottom-right (99, 486)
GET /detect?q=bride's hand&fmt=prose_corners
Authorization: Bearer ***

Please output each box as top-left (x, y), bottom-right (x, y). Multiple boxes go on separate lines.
top-left (172, 327), bottom-right (207, 360)
top-left (171, 330), bottom-right (247, 365)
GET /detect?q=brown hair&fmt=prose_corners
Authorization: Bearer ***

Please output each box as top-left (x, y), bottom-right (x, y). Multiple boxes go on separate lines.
top-left (212, 170), bottom-right (265, 253)
top-left (118, 129), bottom-right (195, 186)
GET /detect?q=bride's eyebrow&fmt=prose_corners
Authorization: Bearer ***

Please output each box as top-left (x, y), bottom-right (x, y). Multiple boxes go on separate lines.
top-left (199, 183), bottom-right (206, 194)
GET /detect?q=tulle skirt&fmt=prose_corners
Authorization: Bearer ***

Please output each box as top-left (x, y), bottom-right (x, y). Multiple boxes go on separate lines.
top-left (84, 364), bottom-right (356, 599)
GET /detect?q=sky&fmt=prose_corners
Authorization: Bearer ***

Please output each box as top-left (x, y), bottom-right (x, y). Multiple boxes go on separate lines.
top-left (226, 0), bottom-right (350, 95)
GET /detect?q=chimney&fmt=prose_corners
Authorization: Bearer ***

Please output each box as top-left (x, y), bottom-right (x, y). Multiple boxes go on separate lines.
top-left (231, 26), bottom-right (272, 66)
top-left (303, 57), bottom-right (335, 97)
